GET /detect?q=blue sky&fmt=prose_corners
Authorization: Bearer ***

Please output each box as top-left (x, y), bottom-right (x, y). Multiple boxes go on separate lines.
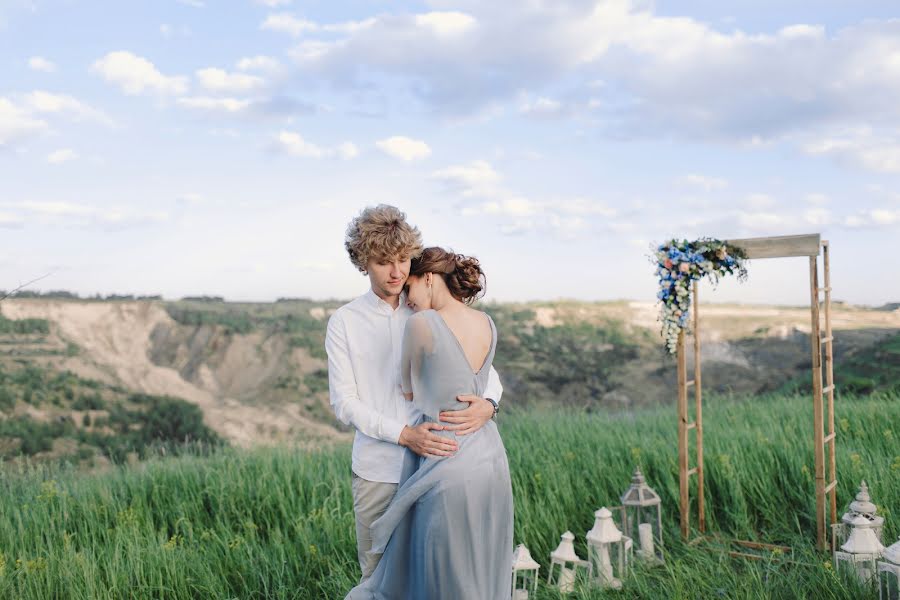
top-left (1, 0), bottom-right (899, 306)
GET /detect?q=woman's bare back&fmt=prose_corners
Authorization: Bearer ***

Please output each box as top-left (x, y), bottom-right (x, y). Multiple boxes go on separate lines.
top-left (434, 307), bottom-right (492, 374)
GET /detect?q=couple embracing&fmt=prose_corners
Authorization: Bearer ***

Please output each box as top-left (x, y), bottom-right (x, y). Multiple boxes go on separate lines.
top-left (326, 205), bottom-right (514, 599)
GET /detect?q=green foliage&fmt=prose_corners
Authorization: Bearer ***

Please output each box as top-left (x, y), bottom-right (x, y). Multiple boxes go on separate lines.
top-left (835, 331), bottom-right (900, 395)
top-left (778, 331), bottom-right (900, 397)
top-left (1, 391), bottom-right (896, 598)
top-left (72, 392), bottom-right (105, 410)
top-left (303, 369), bottom-right (329, 395)
top-left (0, 363), bottom-right (225, 465)
top-left (486, 306), bottom-right (641, 406)
top-left (163, 303), bottom-right (330, 358)
top-left (0, 315), bottom-right (49, 334)
top-left (165, 306), bottom-right (255, 334)
top-left (0, 415), bottom-right (74, 455)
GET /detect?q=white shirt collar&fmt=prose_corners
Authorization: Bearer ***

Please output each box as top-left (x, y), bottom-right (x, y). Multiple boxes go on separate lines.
top-left (364, 288), bottom-right (407, 315)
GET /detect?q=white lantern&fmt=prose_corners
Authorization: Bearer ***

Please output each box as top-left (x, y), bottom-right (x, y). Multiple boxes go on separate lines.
top-left (832, 480), bottom-right (885, 553)
top-left (511, 543), bottom-right (540, 600)
top-left (547, 531), bottom-right (592, 594)
top-left (586, 507), bottom-right (633, 590)
top-left (834, 513), bottom-right (884, 584)
top-left (620, 467), bottom-right (664, 564)
top-left (878, 537), bottom-right (900, 600)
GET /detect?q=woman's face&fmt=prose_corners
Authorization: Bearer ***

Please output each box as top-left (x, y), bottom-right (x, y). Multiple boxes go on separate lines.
top-left (404, 274), bottom-right (432, 312)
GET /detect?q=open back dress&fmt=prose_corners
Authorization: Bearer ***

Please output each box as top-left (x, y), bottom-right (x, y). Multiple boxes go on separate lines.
top-left (345, 308), bottom-right (514, 600)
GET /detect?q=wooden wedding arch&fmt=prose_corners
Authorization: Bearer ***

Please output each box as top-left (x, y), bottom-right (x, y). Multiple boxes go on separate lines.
top-left (675, 233), bottom-right (837, 552)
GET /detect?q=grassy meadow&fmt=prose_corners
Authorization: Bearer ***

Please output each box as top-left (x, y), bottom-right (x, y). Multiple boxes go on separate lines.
top-left (1, 391), bottom-right (899, 599)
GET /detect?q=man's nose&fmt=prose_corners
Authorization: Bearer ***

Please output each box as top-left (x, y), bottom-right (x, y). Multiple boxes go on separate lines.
top-left (390, 262), bottom-right (403, 277)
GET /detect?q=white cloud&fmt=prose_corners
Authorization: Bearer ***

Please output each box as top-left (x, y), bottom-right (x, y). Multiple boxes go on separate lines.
top-left (414, 12), bottom-right (476, 37)
top-left (432, 160), bottom-right (500, 194)
top-left (803, 128), bottom-right (900, 173)
top-left (22, 91), bottom-right (113, 125)
top-left (177, 0), bottom-right (204, 7)
top-left (255, 0), bottom-right (292, 6)
top-left (375, 136), bottom-right (431, 161)
top-left (176, 95), bottom-right (316, 119)
top-left (555, 197), bottom-right (617, 217)
top-left (437, 160), bottom-right (615, 238)
top-left (842, 208), bottom-right (900, 228)
top-left (677, 174), bottom-right (728, 191)
top-left (262, 13), bottom-right (375, 37)
top-left (803, 207), bottom-right (832, 226)
top-left (0, 212), bottom-right (25, 228)
top-left (519, 97), bottom-right (565, 118)
top-left (176, 192), bottom-right (205, 205)
top-left (806, 193), bottom-right (829, 205)
top-left (261, 13), bottom-right (317, 36)
top-left (272, 131), bottom-right (357, 159)
top-left (91, 51), bottom-right (188, 96)
top-left (47, 149), bottom-right (78, 164)
top-left (2, 200), bottom-right (168, 230)
top-left (27, 56), bottom-right (56, 73)
top-left (279, 2), bottom-right (900, 172)
top-left (196, 67), bottom-right (265, 94)
top-left (160, 23), bottom-right (191, 38)
top-left (744, 193), bottom-right (776, 209)
top-left (236, 55), bottom-right (282, 74)
top-left (0, 97), bottom-right (48, 146)
top-left (177, 96), bottom-right (252, 113)
top-left (336, 142), bottom-right (359, 159)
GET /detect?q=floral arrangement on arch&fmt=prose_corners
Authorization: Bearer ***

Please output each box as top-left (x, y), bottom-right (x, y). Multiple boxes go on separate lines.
top-left (654, 238), bottom-right (748, 354)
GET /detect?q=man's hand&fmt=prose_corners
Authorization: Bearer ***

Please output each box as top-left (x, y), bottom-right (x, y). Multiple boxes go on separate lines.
top-left (399, 422), bottom-right (458, 458)
top-left (439, 395), bottom-right (494, 436)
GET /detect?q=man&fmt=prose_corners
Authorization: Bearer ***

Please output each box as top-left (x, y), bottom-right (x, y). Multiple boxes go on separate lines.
top-left (325, 204), bottom-right (503, 582)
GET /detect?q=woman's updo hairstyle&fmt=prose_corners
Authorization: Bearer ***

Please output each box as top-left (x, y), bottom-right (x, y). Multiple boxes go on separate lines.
top-left (410, 247), bottom-right (486, 305)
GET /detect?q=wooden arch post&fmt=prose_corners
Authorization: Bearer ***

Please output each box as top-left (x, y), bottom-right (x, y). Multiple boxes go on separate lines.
top-left (676, 233), bottom-right (837, 551)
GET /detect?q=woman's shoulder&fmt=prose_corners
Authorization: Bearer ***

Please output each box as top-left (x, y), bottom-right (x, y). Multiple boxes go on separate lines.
top-left (464, 306), bottom-right (494, 325)
top-left (409, 309), bottom-right (436, 322)
top-left (406, 309), bottom-right (437, 330)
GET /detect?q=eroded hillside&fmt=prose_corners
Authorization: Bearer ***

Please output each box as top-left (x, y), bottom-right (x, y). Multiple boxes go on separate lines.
top-left (1, 297), bottom-right (898, 455)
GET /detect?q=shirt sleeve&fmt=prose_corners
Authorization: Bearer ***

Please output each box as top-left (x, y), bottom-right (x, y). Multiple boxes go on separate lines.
top-left (400, 313), bottom-right (432, 396)
top-left (325, 312), bottom-right (407, 445)
top-left (484, 365), bottom-right (503, 404)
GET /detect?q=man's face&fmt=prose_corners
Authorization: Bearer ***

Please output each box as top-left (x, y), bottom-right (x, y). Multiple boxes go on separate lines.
top-left (366, 254), bottom-right (411, 300)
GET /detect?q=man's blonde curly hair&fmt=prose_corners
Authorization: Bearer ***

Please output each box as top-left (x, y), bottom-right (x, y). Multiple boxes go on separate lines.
top-left (344, 205), bottom-right (424, 273)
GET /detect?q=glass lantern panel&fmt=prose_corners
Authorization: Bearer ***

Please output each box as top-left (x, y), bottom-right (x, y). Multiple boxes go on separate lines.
top-left (880, 565), bottom-right (900, 600)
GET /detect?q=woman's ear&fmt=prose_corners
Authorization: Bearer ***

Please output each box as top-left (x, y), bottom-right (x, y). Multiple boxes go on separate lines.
top-left (425, 272), bottom-right (432, 287)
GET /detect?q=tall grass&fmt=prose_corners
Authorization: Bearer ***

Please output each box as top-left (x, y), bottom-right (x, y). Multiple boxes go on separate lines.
top-left (1, 391), bottom-right (898, 599)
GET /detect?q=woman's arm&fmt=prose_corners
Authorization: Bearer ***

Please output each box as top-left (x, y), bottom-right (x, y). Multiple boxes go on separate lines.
top-left (400, 312), bottom-right (434, 402)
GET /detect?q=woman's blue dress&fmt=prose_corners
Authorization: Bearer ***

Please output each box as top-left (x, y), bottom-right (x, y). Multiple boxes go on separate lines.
top-left (345, 309), bottom-right (514, 599)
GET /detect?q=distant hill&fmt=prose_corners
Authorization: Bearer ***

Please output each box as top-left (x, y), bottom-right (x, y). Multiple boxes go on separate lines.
top-left (1, 296), bottom-right (898, 466)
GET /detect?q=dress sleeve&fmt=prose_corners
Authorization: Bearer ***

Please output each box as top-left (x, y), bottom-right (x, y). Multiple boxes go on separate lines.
top-left (400, 312), bottom-right (433, 397)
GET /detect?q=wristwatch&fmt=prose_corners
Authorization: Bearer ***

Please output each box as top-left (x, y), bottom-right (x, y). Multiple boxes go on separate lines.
top-left (485, 397), bottom-right (499, 419)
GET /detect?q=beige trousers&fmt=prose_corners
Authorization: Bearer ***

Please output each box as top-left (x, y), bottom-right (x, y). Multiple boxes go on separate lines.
top-left (351, 471), bottom-right (399, 582)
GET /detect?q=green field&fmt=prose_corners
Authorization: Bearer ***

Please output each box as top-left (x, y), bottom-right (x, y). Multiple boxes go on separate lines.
top-left (1, 391), bottom-right (898, 599)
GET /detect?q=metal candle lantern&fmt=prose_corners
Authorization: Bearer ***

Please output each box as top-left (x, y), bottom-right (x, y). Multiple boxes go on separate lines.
top-left (547, 531), bottom-right (592, 594)
top-left (586, 507), bottom-right (632, 590)
top-left (832, 480), bottom-right (885, 553)
top-left (878, 537), bottom-right (900, 600)
top-left (834, 513), bottom-right (885, 584)
top-left (620, 467), bottom-right (664, 564)
top-left (511, 544), bottom-right (540, 600)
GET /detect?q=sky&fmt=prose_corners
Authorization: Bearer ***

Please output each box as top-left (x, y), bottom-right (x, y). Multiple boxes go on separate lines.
top-left (1, 0), bottom-right (899, 306)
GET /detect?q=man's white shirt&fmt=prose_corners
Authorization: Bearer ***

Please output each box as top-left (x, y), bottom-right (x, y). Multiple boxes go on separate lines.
top-left (326, 288), bottom-right (503, 484)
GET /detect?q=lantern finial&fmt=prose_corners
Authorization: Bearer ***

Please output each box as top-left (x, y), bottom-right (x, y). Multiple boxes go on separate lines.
top-left (849, 480), bottom-right (878, 517)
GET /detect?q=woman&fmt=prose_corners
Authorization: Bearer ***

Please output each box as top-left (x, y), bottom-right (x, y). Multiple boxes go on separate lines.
top-left (345, 247), bottom-right (514, 600)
